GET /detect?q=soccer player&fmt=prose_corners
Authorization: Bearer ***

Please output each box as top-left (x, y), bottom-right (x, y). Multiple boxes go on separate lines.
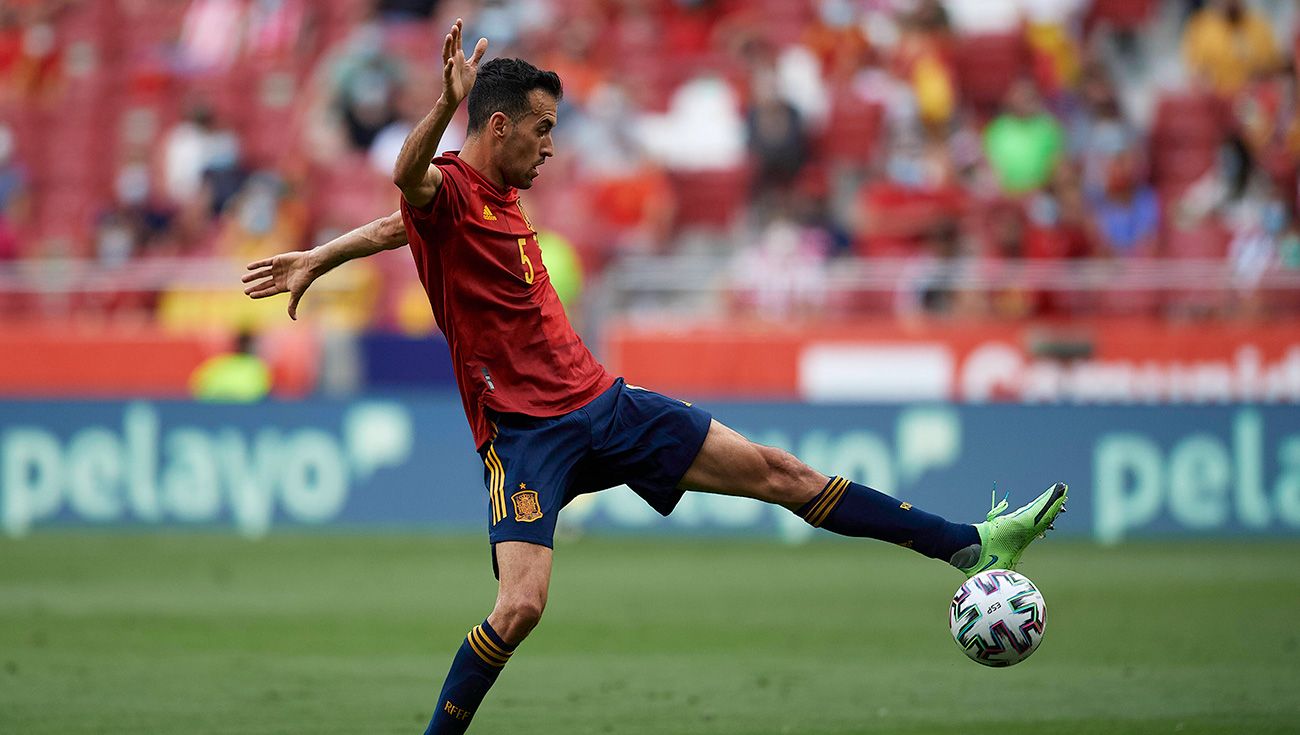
top-left (241, 19), bottom-right (1068, 734)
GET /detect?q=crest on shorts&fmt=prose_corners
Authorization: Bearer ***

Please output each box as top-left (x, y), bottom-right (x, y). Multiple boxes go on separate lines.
top-left (511, 486), bottom-right (543, 523)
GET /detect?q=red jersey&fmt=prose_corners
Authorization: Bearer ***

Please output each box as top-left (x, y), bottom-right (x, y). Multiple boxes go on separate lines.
top-left (400, 153), bottom-right (614, 448)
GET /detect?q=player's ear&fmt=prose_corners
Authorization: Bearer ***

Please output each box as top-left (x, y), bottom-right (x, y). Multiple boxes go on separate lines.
top-left (489, 111), bottom-right (511, 140)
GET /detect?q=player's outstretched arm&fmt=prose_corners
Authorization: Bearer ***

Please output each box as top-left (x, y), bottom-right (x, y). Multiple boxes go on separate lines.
top-left (393, 17), bottom-right (487, 209)
top-left (242, 210), bottom-right (407, 320)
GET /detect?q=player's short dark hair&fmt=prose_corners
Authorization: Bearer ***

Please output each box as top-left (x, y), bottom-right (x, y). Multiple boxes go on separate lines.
top-left (467, 58), bottom-right (563, 134)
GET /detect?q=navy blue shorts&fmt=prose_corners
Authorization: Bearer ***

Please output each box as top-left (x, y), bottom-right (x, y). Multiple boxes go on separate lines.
top-left (477, 378), bottom-right (712, 551)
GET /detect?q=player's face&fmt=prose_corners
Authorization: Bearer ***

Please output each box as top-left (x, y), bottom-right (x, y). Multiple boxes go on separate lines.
top-left (501, 90), bottom-right (557, 189)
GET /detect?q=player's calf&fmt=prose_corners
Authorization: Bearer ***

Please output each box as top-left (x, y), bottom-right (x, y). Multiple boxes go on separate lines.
top-left (754, 445), bottom-right (829, 508)
top-left (793, 476), bottom-right (981, 568)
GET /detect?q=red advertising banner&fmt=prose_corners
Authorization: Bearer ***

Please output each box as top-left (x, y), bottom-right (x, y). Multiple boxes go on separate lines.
top-left (605, 319), bottom-right (1300, 403)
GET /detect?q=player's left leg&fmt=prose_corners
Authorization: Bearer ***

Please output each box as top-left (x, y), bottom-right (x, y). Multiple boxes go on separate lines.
top-left (678, 420), bottom-right (985, 568)
top-left (425, 541), bottom-right (552, 734)
top-left (679, 419), bottom-right (1067, 574)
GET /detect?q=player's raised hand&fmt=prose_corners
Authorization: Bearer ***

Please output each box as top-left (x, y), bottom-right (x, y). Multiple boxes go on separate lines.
top-left (441, 18), bottom-right (488, 106)
top-left (242, 251), bottom-right (316, 321)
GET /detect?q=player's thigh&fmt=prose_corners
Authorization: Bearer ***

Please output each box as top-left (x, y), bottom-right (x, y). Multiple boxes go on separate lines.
top-left (678, 419), bottom-right (824, 506)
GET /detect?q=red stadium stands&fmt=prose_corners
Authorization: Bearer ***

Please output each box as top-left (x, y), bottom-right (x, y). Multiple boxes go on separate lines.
top-left (953, 34), bottom-right (1030, 117)
top-left (667, 164), bottom-right (752, 232)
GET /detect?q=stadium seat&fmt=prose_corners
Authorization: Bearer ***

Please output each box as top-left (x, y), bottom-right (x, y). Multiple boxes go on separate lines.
top-left (667, 165), bottom-right (753, 231)
top-left (1087, 0), bottom-right (1159, 31)
top-left (1150, 94), bottom-right (1225, 189)
top-left (953, 34), bottom-right (1029, 117)
top-left (816, 93), bottom-right (883, 167)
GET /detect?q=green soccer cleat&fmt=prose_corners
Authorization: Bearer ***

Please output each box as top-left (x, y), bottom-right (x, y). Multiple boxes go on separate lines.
top-left (959, 482), bottom-right (1069, 579)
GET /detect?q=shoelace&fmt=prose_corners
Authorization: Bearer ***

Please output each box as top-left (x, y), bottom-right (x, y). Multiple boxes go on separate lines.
top-left (986, 484), bottom-right (1009, 522)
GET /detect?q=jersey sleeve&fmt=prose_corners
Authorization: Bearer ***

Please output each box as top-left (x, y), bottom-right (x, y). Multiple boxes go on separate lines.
top-left (401, 162), bottom-right (464, 223)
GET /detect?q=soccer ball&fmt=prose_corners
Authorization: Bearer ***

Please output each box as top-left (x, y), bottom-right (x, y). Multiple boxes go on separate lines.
top-left (949, 570), bottom-right (1047, 667)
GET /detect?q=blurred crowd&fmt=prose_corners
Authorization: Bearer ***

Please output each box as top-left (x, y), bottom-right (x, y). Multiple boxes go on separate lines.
top-left (2, 0), bottom-right (1300, 328)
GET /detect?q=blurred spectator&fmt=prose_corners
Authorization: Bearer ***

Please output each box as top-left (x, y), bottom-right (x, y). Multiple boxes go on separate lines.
top-left (746, 69), bottom-right (809, 215)
top-left (245, 0), bottom-right (313, 63)
top-left (1021, 0), bottom-right (1088, 96)
top-left (892, 0), bottom-right (956, 130)
top-left (902, 217), bottom-right (982, 316)
top-left (0, 2), bottom-right (64, 103)
top-left (857, 127), bottom-right (967, 255)
top-left (801, 0), bottom-right (874, 83)
top-left (0, 123), bottom-right (29, 224)
top-left (178, 0), bottom-right (245, 72)
top-left (376, 0), bottom-right (440, 22)
top-left (1182, 0), bottom-right (1281, 97)
top-left (1068, 62), bottom-right (1139, 192)
top-left (534, 4), bottom-right (607, 107)
top-left (216, 171), bottom-right (307, 261)
top-left (368, 83), bottom-right (464, 178)
top-left (162, 103), bottom-right (244, 217)
top-left (331, 23), bottom-right (404, 152)
top-left (983, 201), bottom-right (1041, 316)
top-left (466, 0), bottom-right (553, 56)
top-left (0, 123), bottom-right (19, 261)
top-left (95, 158), bottom-right (177, 265)
top-left (942, 0), bottom-right (1019, 35)
top-left (569, 83), bottom-right (676, 260)
top-left (661, 0), bottom-right (725, 59)
top-left (732, 217), bottom-right (830, 319)
top-left (983, 79), bottom-right (1066, 194)
top-left (190, 330), bottom-right (271, 402)
top-left (636, 74), bottom-right (746, 170)
top-left (1089, 150), bottom-right (1160, 257)
top-left (1026, 173), bottom-right (1097, 259)
top-left (1234, 66), bottom-right (1300, 190)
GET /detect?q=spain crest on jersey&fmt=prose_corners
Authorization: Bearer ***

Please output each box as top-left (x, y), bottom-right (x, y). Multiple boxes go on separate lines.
top-left (512, 486), bottom-right (543, 523)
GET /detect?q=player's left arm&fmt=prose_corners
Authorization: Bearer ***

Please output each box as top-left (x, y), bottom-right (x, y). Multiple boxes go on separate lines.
top-left (393, 18), bottom-right (487, 209)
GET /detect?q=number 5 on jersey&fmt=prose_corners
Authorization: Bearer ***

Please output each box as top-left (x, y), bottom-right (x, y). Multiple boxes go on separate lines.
top-left (517, 237), bottom-right (536, 285)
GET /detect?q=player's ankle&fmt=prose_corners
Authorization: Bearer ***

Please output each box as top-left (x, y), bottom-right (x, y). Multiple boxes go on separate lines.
top-left (949, 543), bottom-right (981, 570)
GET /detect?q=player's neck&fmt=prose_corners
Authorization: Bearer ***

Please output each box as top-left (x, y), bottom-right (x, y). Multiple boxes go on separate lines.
top-left (457, 140), bottom-right (508, 192)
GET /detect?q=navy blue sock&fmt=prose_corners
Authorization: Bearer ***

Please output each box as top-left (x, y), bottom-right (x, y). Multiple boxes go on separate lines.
top-left (424, 620), bottom-right (516, 734)
top-left (796, 476), bottom-right (979, 563)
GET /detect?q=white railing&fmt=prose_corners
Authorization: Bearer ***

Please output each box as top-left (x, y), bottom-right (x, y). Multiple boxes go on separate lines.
top-left (0, 257), bottom-right (364, 294)
top-left (598, 255), bottom-right (1300, 293)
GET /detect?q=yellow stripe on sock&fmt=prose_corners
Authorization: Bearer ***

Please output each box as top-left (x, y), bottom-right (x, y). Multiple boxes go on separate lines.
top-left (807, 476), bottom-right (849, 528)
top-left (472, 625), bottom-right (512, 660)
top-left (472, 627), bottom-right (510, 665)
top-left (811, 478), bottom-right (849, 527)
top-left (803, 476), bottom-right (845, 526)
top-left (467, 627), bottom-right (509, 667)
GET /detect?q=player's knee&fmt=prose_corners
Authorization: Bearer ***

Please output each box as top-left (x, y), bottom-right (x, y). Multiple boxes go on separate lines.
top-left (759, 446), bottom-right (818, 504)
top-left (492, 593), bottom-right (547, 643)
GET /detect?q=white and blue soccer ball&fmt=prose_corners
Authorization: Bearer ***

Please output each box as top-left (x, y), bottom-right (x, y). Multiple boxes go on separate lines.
top-left (949, 569), bottom-right (1047, 667)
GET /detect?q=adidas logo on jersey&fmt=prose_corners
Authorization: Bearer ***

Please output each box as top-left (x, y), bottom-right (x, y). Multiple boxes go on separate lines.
top-left (482, 205), bottom-right (497, 221)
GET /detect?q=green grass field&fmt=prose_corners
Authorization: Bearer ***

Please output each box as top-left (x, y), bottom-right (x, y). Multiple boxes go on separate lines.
top-left (2, 534), bottom-right (1298, 734)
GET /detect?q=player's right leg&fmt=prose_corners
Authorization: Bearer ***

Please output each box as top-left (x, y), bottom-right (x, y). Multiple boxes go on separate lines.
top-left (425, 542), bottom-right (552, 734)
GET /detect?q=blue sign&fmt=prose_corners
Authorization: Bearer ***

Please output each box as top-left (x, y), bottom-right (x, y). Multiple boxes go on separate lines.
top-left (1, 399), bottom-right (1297, 542)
